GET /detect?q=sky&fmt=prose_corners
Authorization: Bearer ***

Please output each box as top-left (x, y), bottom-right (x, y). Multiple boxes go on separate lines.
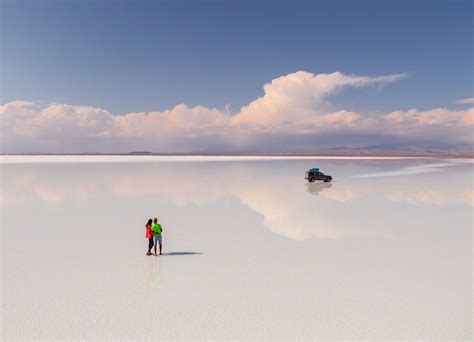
top-left (1, 0), bottom-right (473, 153)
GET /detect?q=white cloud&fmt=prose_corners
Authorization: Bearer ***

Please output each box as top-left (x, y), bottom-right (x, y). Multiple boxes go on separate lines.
top-left (1, 71), bottom-right (472, 153)
top-left (454, 97), bottom-right (474, 105)
top-left (231, 71), bottom-right (405, 129)
top-left (114, 104), bottom-right (229, 137)
top-left (385, 107), bottom-right (474, 127)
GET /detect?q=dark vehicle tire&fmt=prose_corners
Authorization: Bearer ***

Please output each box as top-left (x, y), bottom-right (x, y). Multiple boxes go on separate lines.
top-left (324, 178), bottom-right (331, 182)
top-left (309, 178), bottom-right (315, 182)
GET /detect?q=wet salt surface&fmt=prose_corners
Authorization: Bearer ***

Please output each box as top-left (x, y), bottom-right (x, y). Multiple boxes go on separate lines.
top-left (1, 157), bottom-right (472, 339)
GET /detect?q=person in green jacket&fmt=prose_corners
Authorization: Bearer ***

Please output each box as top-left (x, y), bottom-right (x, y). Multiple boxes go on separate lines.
top-left (151, 217), bottom-right (163, 256)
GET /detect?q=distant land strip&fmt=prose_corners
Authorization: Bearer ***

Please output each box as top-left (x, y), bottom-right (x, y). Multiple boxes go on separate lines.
top-left (3, 151), bottom-right (473, 158)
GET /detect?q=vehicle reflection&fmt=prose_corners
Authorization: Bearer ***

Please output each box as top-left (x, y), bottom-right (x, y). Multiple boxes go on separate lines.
top-left (306, 181), bottom-right (332, 195)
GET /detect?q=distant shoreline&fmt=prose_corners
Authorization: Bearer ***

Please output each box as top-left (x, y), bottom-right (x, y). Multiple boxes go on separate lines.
top-left (2, 151), bottom-right (473, 159)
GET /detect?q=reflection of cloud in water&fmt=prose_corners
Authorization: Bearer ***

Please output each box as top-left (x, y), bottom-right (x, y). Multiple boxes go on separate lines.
top-left (102, 167), bottom-right (354, 240)
top-left (1, 171), bottom-right (97, 203)
top-left (235, 182), bottom-right (348, 240)
top-left (2, 160), bottom-right (472, 240)
top-left (111, 171), bottom-right (227, 206)
top-left (386, 188), bottom-right (474, 207)
top-left (320, 187), bottom-right (359, 203)
top-left (33, 183), bottom-right (96, 202)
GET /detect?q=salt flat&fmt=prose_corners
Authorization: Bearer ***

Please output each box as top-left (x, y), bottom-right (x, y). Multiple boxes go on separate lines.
top-left (1, 157), bottom-right (472, 339)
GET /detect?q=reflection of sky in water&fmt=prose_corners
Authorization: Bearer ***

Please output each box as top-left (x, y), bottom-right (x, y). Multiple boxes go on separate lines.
top-left (2, 158), bottom-right (472, 241)
top-left (1, 158), bottom-right (472, 339)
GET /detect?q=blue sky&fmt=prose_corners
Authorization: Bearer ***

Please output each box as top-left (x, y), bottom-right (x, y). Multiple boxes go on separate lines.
top-left (1, 0), bottom-right (472, 153)
top-left (3, 0), bottom-right (472, 113)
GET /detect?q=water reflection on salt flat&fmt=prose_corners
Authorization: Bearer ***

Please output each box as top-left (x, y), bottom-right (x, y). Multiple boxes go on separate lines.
top-left (1, 158), bottom-right (472, 241)
top-left (1, 158), bottom-right (472, 339)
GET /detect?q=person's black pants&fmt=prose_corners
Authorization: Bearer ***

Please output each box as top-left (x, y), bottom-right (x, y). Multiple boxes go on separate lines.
top-left (148, 238), bottom-right (154, 252)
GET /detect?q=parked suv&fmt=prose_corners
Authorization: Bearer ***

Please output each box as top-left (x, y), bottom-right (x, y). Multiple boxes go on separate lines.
top-left (305, 168), bottom-right (332, 183)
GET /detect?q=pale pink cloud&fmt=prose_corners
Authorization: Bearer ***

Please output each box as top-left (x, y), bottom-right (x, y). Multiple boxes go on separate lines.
top-left (231, 71), bottom-right (406, 127)
top-left (1, 71), bottom-right (472, 153)
top-left (386, 107), bottom-right (474, 126)
top-left (454, 97), bottom-right (474, 105)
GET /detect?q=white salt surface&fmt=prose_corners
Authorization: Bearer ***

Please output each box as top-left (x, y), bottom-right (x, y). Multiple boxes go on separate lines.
top-left (1, 157), bottom-right (472, 339)
top-left (353, 162), bottom-right (466, 178)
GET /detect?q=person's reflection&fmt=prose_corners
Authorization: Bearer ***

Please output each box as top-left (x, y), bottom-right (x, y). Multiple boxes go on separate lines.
top-left (144, 256), bottom-right (161, 290)
top-left (306, 181), bottom-right (332, 195)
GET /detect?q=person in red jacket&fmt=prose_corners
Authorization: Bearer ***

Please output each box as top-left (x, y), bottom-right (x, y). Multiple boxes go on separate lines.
top-left (145, 218), bottom-right (154, 255)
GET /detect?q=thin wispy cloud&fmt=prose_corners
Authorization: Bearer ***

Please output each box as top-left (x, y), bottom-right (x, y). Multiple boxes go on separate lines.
top-left (454, 97), bottom-right (474, 105)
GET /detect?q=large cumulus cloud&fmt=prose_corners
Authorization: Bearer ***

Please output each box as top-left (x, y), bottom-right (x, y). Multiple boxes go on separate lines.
top-left (1, 71), bottom-right (473, 152)
top-left (232, 71), bottom-right (406, 129)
